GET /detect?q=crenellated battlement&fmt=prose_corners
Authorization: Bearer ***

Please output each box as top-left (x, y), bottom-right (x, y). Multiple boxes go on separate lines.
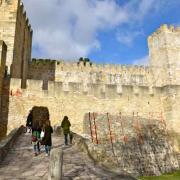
top-left (28, 58), bottom-right (153, 86)
top-left (148, 24), bottom-right (180, 40)
top-left (148, 24), bottom-right (180, 49)
top-left (9, 78), bottom-right (157, 99)
top-left (28, 24), bottom-right (180, 93)
top-left (30, 58), bottom-right (149, 74)
top-left (19, 2), bottom-right (32, 33)
top-left (31, 58), bottom-right (56, 65)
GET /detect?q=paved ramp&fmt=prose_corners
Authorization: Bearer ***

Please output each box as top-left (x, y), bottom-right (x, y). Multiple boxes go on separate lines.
top-left (0, 132), bottom-right (135, 180)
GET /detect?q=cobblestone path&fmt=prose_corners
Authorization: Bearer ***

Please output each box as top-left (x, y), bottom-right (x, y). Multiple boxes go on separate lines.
top-left (0, 133), bottom-right (135, 180)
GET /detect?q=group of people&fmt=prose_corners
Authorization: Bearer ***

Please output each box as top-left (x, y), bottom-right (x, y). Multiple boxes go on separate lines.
top-left (26, 112), bottom-right (72, 157)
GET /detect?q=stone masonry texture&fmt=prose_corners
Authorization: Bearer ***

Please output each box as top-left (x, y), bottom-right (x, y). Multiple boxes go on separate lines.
top-left (83, 113), bottom-right (179, 176)
top-left (0, 0), bottom-right (180, 177)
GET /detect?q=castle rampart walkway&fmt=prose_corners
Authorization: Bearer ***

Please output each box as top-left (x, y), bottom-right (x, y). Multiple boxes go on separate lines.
top-left (0, 132), bottom-right (135, 180)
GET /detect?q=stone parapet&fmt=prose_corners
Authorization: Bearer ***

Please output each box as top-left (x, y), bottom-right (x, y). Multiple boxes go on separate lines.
top-left (8, 78), bottom-right (163, 99)
top-left (0, 126), bottom-right (24, 161)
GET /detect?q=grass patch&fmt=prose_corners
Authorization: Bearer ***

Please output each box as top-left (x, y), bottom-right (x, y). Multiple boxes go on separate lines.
top-left (139, 170), bottom-right (180, 180)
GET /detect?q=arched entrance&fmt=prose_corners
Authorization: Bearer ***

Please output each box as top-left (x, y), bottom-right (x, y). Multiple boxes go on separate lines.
top-left (27, 106), bottom-right (50, 128)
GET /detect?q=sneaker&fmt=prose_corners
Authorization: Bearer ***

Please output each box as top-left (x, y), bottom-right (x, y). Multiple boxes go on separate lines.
top-left (62, 144), bottom-right (68, 147)
top-left (45, 153), bottom-right (49, 157)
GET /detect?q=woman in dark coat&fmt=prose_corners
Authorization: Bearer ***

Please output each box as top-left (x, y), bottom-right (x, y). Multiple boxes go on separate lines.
top-left (42, 120), bottom-right (53, 156)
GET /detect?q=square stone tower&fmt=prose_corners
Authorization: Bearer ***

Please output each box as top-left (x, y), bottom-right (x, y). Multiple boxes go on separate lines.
top-left (0, 0), bottom-right (32, 87)
top-left (148, 24), bottom-right (180, 86)
top-left (148, 25), bottom-right (180, 136)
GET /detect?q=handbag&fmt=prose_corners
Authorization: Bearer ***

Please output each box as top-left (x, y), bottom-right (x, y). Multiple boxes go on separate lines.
top-left (32, 131), bottom-right (39, 142)
top-left (32, 135), bottom-right (37, 142)
top-left (40, 130), bottom-right (45, 139)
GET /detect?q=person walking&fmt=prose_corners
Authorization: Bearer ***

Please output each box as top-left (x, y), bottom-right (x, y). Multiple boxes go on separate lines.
top-left (61, 116), bottom-right (71, 145)
top-left (41, 120), bottom-right (53, 156)
top-left (31, 121), bottom-right (41, 156)
top-left (25, 110), bottom-right (33, 133)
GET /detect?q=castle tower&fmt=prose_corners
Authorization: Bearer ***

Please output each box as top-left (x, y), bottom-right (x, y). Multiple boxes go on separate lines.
top-left (149, 25), bottom-right (180, 136)
top-left (0, 0), bottom-right (32, 86)
top-left (148, 24), bottom-right (180, 86)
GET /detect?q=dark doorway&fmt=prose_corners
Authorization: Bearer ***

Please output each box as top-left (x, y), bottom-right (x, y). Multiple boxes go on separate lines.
top-left (30, 106), bottom-right (50, 128)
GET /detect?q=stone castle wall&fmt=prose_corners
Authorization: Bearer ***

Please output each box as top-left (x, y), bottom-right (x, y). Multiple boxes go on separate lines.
top-left (0, 0), bottom-right (180, 153)
top-left (28, 59), bottom-right (56, 89)
top-left (28, 59), bottom-right (151, 86)
top-left (5, 77), bottom-right (179, 143)
top-left (0, 0), bottom-right (32, 80)
top-left (6, 78), bottom-right (163, 135)
top-left (83, 113), bottom-right (179, 176)
top-left (2, 25), bottom-right (180, 150)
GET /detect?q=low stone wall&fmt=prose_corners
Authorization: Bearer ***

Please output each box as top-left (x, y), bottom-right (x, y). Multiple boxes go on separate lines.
top-left (0, 126), bottom-right (24, 161)
top-left (72, 133), bottom-right (135, 178)
top-left (81, 113), bottom-right (180, 177)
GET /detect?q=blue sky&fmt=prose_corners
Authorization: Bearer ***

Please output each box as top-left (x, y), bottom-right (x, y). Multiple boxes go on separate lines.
top-left (23, 0), bottom-right (180, 65)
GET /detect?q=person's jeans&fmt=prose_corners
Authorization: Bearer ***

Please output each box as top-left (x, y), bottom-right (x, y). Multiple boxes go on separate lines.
top-left (64, 133), bottom-right (69, 145)
top-left (64, 133), bottom-right (73, 145)
top-left (45, 145), bottom-right (51, 155)
top-left (33, 142), bottom-right (40, 154)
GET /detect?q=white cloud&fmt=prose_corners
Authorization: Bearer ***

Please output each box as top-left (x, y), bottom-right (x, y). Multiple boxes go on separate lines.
top-left (117, 30), bottom-right (144, 46)
top-left (23, 0), bottom-right (131, 60)
top-left (138, 0), bottom-right (156, 19)
top-left (133, 55), bottom-right (149, 65)
top-left (22, 0), bottom-right (162, 60)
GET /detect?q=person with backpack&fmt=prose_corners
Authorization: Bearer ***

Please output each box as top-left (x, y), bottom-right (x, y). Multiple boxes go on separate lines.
top-left (31, 121), bottom-right (41, 156)
top-left (41, 120), bottom-right (53, 156)
top-left (61, 116), bottom-right (72, 145)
